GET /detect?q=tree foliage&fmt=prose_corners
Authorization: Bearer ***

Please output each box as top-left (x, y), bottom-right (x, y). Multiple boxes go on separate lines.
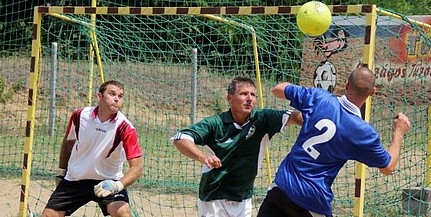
top-left (0, 0), bottom-right (429, 55)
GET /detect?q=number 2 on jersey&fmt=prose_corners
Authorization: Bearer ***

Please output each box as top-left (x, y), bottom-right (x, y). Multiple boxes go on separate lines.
top-left (302, 119), bottom-right (336, 159)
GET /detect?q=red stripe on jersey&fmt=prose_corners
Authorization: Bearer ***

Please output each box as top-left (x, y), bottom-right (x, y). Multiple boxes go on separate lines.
top-left (73, 108), bottom-right (84, 140)
top-left (106, 120), bottom-right (141, 160)
top-left (65, 108), bottom-right (84, 140)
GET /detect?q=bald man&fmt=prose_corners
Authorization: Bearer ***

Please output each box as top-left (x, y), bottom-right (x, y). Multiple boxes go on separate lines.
top-left (257, 67), bottom-right (411, 217)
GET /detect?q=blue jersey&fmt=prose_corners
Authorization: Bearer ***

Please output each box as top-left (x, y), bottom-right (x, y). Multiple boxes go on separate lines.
top-left (274, 85), bottom-right (391, 215)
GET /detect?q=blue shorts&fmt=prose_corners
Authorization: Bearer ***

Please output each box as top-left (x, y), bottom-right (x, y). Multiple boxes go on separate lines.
top-left (45, 179), bottom-right (129, 216)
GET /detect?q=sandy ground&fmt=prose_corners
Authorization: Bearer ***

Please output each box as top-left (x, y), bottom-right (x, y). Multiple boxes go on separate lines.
top-left (1, 178), bottom-right (265, 217)
top-left (0, 178), bottom-right (206, 217)
top-left (2, 179), bottom-right (22, 217)
top-left (0, 178), bottom-right (104, 217)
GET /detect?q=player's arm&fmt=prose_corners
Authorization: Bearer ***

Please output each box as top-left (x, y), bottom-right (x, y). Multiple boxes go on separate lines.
top-left (94, 156), bottom-right (143, 197)
top-left (120, 156), bottom-right (143, 187)
top-left (58, 109), bottom-right (80, 175)
top-left (118, 128), bottom-right (143, 188)
top-left (272, 82), bottom-right (292, 100)
top-left (272, 82), bottom-right (302, 125)
top-left (58, 136), bottom-right (75, 170)
top-left (288, 111), bottom-right (303, 125)
top-left (55, 134), bottom-right (75, 185)
top-left (379, 112), bottom-right (411, 175)
top-left (173, 138), bottom-right (221, 169)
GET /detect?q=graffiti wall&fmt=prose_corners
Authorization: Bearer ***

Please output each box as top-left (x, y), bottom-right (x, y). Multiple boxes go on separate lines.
top-left (301, 15), bottom-right (431, 100)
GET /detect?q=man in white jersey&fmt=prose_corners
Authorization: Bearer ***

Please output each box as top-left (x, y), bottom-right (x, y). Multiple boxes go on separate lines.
top-left (41, 80), bottom-right (143, 217)
top-left (257, 66), bottom-right (411, 217)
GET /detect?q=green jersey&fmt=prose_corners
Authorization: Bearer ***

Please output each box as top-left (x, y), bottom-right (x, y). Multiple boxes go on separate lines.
top-left (176, 108), bottom-right (290, 202)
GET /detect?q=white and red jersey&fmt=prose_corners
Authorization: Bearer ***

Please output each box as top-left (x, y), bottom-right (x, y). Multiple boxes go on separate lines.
top-left (64, 106), bottom-right (141, 181)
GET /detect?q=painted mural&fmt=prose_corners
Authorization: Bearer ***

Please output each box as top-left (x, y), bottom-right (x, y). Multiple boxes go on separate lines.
top-left (301, 15), bottom-right (431, 102)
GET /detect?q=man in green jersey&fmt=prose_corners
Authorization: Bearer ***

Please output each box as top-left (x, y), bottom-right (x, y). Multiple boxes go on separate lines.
top-left (171, 76), bottom-right (302, 217)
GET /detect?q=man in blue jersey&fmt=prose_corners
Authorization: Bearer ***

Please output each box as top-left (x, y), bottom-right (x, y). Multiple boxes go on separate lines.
top-left (257, 66), bottom-right (411, 217)
top-left (171, 76), bottom-right (303, 217)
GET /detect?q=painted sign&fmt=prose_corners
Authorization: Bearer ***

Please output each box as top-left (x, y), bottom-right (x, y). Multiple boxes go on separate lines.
top-left (301, 15), bottom-right (431, 96)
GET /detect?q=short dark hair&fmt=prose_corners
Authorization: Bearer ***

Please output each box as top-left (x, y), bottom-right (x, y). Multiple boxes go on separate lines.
top-left (99, 80), bottom-right (124, 94)
top-left (348, 67), bottom-right (375, 96)
top-left (227, 76), bottom-right (256, 95)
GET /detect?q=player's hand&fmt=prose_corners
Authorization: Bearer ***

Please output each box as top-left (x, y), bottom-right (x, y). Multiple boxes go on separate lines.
top-left (94, 180), bottom-right (124, 197)
top-left (393, 112), bottom-right (411, 134)
top-left (202, 155), bottom-right (222, 169)
top-left (200, 146), bottom-right (222, 169)
top-left (55, 168), bottom-right (66, 187)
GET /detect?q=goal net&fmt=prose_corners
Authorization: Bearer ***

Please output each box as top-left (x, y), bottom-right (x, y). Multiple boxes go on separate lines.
top-left (0, 4), bottom-right (429, 217)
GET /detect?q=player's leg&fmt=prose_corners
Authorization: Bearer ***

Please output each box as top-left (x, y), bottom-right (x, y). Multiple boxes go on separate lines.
top-left (98, 188), bottom-right (131, 217)
top-left (106, 201), bottom-right (131, 217)
top-left (256, 186), bottom-right (288, 217)
top-left (199, 199), bottom-right (228, 217)
top-left (41, 180), bottom-right (93, 217)
top-left (257, 186), bottom-right (314, 217)
top-left (41, 208), bottom-right (67, 217)
top-left (197, 198), bottom-right (252, 217)
top-left (225, 198), bottom-right (253, 217)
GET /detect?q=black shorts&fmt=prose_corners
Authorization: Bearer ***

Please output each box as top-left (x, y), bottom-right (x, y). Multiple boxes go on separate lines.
top-left (45, 179), bottom-right (129, 216)
top-left (257, 186), bottom-right (332, 217)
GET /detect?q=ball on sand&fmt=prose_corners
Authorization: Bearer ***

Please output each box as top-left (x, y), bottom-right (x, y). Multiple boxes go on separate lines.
top-left (296, 1), bottom-right (332, 36)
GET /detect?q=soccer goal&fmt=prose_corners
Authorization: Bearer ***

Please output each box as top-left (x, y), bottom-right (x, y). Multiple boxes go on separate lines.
top-left (14, 4), bottom-right (431, 217)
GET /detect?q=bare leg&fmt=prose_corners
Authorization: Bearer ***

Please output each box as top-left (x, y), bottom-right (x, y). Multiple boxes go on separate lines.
top-left (41, 208), bottom-right (66, 217)
top-left (107, 201), bottom-right (131, 217)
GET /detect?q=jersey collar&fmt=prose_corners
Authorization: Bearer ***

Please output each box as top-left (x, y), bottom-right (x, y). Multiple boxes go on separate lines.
top-left (221, 109), bottom-right (256, 129)
top-left (337, 95), bottom-right (362, 118)
top-left (91, 106), bottom-right (119, 122)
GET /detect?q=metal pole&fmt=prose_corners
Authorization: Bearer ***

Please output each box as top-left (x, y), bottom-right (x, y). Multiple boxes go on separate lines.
top-left (190, 48), bottom-right (198, 124)
top-left (49, 42), bottom-right (57, 136)
top-left (426, 105), bottom-right (431, 186)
